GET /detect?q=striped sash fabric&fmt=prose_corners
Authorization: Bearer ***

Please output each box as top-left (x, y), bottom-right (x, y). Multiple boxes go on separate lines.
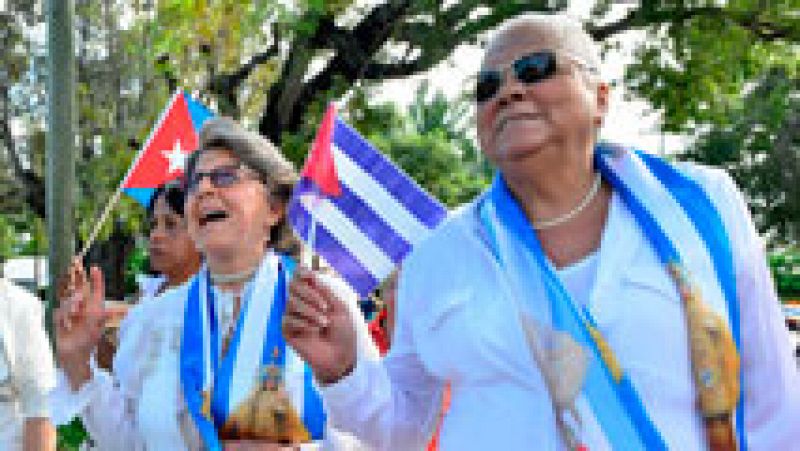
top-left (288, 104), bottom-right (447, 297)
top-left (180, 253), bottom-right (325, 450)
top-left (479, 144), bottom-right (743, 449)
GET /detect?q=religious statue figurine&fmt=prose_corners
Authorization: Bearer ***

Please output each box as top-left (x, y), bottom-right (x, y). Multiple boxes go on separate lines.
top-left (220, 363), bottom-right (311, 443)
top-left (520, 315), bottom-right (589, 450)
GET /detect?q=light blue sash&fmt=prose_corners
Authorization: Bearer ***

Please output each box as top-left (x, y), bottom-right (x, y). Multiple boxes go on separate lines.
top-left (478, 144), bottom-right (745, 449)
top-left (180, 254), bottom-right (326, 450)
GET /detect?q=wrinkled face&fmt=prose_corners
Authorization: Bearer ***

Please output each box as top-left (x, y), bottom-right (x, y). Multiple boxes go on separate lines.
top-left (185, 149), bottom-right (281, 262)
top-left (147, 196), bottom-right (200, 277)
top-left (476, 25), bottom-right (608, 174)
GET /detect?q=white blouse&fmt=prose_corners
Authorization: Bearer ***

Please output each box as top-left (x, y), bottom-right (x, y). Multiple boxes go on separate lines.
top-left (321, 165), bottom-right (800, 450)
top-left (51, 259), bottom-right (374, 450)
top-left (0, 278), bottom-right (56, 451)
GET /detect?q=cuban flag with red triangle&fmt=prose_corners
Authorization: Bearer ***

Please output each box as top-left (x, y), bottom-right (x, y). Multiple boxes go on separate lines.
top-left (288, 103), bottom-right (447, 297)
top-left (121, 90), bottom-right (213, 205)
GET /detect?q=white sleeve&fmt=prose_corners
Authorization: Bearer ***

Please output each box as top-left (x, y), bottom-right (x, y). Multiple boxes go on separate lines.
top-left (49, 302), bottom-right (154, 449)
top-left (320, 272), bottom-right (444, 450)
top-left (13, 295), bottom-right (55, 419)
top-left (707, 170), bottom-right (800, 447)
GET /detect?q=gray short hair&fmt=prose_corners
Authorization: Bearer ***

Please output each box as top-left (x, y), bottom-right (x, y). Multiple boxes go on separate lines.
top-left (487, 14), bottom-right (601, 79)
top-left (186, 117), bottom-right (301, 256)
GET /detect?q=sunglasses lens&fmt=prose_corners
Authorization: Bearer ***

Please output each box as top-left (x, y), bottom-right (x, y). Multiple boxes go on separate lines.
top-left (210, 168), bottom-right (239, 188)
top-left (514, 52), bottom-right (556, 84)
top-left (475, 70), bottom-right (502, 103)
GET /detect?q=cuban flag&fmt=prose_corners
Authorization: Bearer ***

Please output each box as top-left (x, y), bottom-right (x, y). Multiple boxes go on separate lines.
top-left (288, 104), bottom-right (447, 297)
top-left (121, 90), bottom-right (213, 205)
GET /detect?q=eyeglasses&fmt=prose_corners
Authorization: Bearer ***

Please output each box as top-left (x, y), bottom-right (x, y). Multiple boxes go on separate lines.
top-left (475, 50), bottom-right (595, 103)
top-left (184, 164), bottom-right (259, 194)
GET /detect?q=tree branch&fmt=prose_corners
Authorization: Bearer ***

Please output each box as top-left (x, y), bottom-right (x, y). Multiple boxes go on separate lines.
top-left (0, 86), bottom-right (45, 217)
top-left (589, 6), bottom-right (798, 41)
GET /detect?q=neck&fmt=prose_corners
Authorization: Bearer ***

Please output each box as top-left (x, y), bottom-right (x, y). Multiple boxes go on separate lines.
top-left (504, 156), bottom-right (597, 225)
top-left (163, 259), bottom-right (202, 289)
top-left (205, 248), bottom-right (266, 291)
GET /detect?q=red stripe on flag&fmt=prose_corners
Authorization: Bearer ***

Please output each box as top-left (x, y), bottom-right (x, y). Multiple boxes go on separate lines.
top-left (301, 103), bottom-right (341, 197)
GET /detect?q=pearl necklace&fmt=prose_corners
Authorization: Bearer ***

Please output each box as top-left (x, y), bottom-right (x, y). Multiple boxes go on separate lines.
top-left (209, 267), bottom-right (257, 285)
top-left (532, 173), bottom-right (602, 230)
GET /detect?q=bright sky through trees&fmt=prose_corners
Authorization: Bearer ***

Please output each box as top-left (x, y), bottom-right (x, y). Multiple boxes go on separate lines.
top-left (374, 0), bottom-right (688, 155)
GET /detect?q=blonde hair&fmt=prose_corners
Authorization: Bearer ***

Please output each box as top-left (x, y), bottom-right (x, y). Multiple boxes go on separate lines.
top-left (186, 117), bottom-right (301, 256)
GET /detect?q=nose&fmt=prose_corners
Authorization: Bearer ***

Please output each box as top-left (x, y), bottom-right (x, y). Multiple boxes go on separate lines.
top-left (192, 172), bottom-right (215, 197)
top-left (149, 224), bottom-right (167, 242)
top-left (495, 69), bottom-right (527, 107)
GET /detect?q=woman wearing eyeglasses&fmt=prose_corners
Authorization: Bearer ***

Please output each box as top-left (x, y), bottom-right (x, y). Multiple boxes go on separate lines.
top-left (55, 117), bottom-right (372, 450)
top-left (285, 14), bottom-right (799, 450)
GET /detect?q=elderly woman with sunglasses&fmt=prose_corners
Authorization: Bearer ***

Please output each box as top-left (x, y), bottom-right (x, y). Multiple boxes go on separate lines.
top-left (55, 118), bottom-right (372, 450)
top-left (285, 14), bottom-right (799, 451)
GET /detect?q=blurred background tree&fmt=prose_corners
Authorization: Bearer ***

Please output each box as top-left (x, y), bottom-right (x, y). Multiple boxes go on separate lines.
top-left (0, 0), bottom-right (796, 294)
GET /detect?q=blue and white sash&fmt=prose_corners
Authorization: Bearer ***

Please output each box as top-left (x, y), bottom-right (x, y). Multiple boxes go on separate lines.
top-left (180, 253), bottom-right (326, 450)
top-left (478, 144), bottom-right (745, 449)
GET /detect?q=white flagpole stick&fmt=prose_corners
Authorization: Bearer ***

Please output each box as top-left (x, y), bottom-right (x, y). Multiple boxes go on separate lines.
top-left (302, 193), bottom-right (321, 268)
top-left (77, 184), bottom-right (125, 260)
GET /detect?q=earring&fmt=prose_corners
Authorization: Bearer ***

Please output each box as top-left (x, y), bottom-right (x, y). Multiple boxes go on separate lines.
top-left (593, 116), bottom-right (603, 127)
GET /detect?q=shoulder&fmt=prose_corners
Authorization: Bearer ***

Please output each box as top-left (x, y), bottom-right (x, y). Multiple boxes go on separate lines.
top-left (400, 197), bottom-right (494, 307)
top-left (0, 277), bottom-right (43, 321)
top-left (674, 160), bottom-right (739, 197)
top-left (672, 161), bottom-right (751, 228)
top-left (404, 198), bottom-right (483, 269)
top-left (123, 279), bottom-right (192, 332)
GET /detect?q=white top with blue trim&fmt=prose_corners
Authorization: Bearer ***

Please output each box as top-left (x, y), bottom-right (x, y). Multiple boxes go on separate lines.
top-left (322, 162), bottom-right (800, 451)
top-left (50, 261), bottom-right (374, 450)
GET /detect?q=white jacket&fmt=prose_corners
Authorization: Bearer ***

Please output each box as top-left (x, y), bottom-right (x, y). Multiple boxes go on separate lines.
top-left (0, 278), bottom-right (56, 451)
top-left (51, 256), bottom-right (373, 450)
top-left (322, 164), bottom-right (800, 450)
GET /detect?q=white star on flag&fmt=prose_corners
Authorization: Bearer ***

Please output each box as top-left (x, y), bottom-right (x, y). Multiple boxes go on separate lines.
top-left (162, 140), bottom-right (187, 174)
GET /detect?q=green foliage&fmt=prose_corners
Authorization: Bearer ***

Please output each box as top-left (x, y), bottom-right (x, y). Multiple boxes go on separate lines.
top-left (769, 248), bottom-right (800, 300)
top-left (0, 216), bottom-right (17, 262)
top-left (347, 84), bottom-right (491, 208)
top-left (621, 1), bottom-right (799, 134)
top-left (57, 418), bottom-right (88, 451)
top-left (124, 241), bottom-right (150, 295)
top-left (682, 68), bottom-right (799, 243)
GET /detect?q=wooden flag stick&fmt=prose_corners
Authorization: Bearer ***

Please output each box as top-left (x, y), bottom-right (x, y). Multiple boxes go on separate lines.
top-left (77, 182), bottom-right (125, 260)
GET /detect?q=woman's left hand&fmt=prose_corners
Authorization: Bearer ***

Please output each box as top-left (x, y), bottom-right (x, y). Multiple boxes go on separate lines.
top-left (283, 268), bottom-right (357, 385)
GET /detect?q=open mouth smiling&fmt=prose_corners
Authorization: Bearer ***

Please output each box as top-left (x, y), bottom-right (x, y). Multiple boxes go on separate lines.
top-left (199, 209), bottom-right (229, 227)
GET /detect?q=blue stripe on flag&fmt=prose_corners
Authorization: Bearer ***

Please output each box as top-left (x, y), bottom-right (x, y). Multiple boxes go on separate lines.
top-left (184, 92), bottom-right (214, 133)
top-left (123, 187), bottom-right (156, 206)
top-left (332, 119), bottom-right (447, 228)
top-left (288, 201), bottom-right (379, 296)
top-left (294, 179), bottom-right (413, 263)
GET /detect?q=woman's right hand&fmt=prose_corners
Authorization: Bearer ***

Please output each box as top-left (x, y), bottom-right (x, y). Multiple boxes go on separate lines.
top-left (54, 259), bottom-right (109, 390)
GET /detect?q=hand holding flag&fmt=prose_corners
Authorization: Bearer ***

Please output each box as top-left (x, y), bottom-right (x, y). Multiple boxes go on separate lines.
top-left (288, 103), bottom-right (447, 297)
top-left (284, 103), bottom-right (447, 382)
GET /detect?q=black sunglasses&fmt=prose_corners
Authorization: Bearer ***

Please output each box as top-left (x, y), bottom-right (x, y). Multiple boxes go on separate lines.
top-left (184, 164), bottom-right (256, 194)
top-left (476, 50), bottom-right (589, 103)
